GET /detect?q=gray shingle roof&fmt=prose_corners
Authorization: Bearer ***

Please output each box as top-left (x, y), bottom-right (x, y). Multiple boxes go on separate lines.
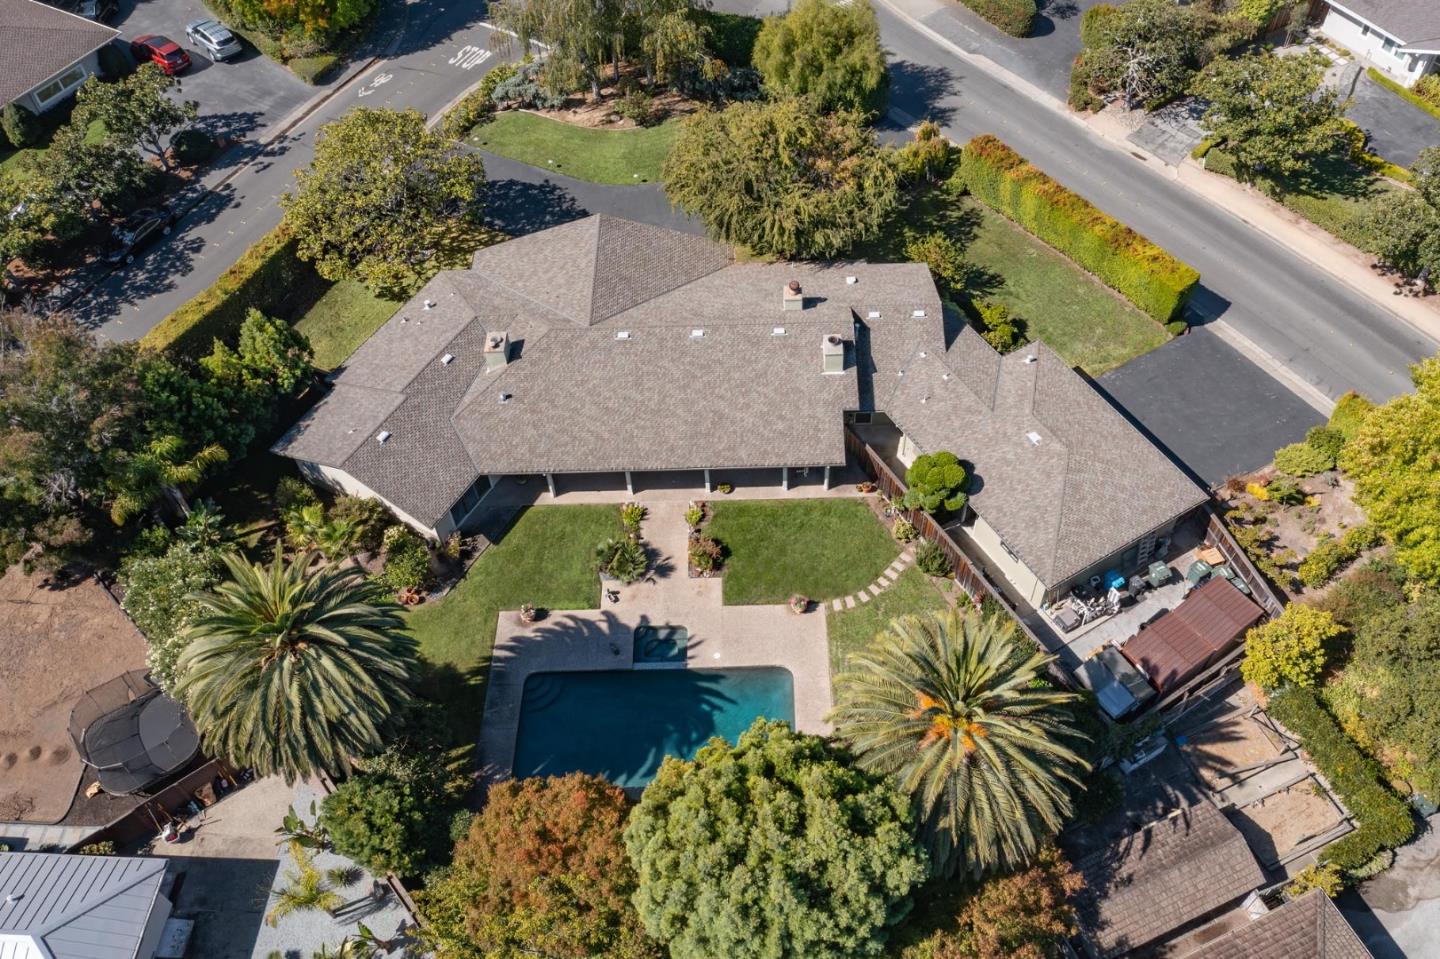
top-left (0, 0), bottom-right (118, 106)
top-left (1187, 889), bottom-right (1374, 959)
top-left (1329, 0), bottom-right (1440, 45)
top-left (0, 851), bottom-right (167, 959)
top-left (884, 328), bottom-right (1206, 587)
top-left (1075, 803), bottom-right (1266, 958)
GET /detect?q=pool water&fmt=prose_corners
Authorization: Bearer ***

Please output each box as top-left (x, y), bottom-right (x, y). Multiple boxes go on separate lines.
top-left (634, 624), bottom-right (688, 664)
top-left (513, 667), bottom-right (796, 787)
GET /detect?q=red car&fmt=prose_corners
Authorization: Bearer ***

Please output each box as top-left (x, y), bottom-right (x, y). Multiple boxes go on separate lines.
top-left (130, 35), bottom-right (192, 75)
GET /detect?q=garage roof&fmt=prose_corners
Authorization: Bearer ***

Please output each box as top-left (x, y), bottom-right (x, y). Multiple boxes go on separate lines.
top-left (1122, 577), bottom-right (1264, 695)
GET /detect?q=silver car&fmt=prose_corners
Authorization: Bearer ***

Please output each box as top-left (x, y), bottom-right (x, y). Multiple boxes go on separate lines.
top-left (185, 18), bottom-right (243, 61)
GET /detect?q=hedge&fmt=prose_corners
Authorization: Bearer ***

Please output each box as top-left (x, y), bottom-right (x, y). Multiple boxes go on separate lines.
top-left (1366, 68), bottom-right (1440, 124)
top-left (1268, 686), bottom-right (1415, 872)
top-left (141, 223), bottom-right (314, 357)
top-left (957, 0), bottom-right (1036, 37)
top-left (960, 135), bottom-right (1200, 322)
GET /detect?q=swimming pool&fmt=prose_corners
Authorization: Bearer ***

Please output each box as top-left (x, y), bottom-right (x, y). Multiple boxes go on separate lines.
top-left (513, 667), bottom-right (795, 787)
top-left (634, 624), bottom-right (688, 664)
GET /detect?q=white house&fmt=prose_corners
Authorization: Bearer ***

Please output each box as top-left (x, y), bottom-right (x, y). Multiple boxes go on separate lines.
top-left (0, 0), bottom-right (119, 115)
top-left (1318, 0), bottom-right (1440, 88)
top-left (0, 852), bottom-right (174, 959)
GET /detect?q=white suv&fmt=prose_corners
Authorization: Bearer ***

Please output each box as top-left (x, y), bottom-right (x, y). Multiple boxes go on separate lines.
top-left (185, 19), bottom-right (243, 62)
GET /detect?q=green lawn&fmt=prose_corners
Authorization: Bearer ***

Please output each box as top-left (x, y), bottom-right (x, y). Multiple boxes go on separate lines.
top-left (465, 111), bottom-right (681, 185)
top-left (826, 567), bottom-right (953, 685)
top-left (705, 499), bottom-right (899, 606)
top-left (858, 184), bottom-right (1169, 375)
top-left (292, 278), bottom-right (403, 370)
top-left (404, 505), bottom-right (622, 725)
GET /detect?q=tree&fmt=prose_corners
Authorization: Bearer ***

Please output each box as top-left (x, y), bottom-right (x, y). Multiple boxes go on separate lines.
top-left (228, 0), bottom-right (375, 39)
top-left (830, 609), bottom-right (1088, 879)
top-left (121, 538), bottom-right (224, 689)
top-left (1340, 356), bottom-right (1440, 582)
top-left (107, 434), bottom-right (228, 525)
top-left (1, 102), bottom-right (41, 149)
top-left (268, 848), bottom-right (344, 927)
top-left (624, 720), bottom-right (927, 959)
top-left (489, 0), bottom-right (614, 98)
top-left (753, 0), bottom-right (889, 114)
top-left (904, 232), bottom-right (967, 301)
top-left (73, 65), bottom-right (199, 172)
top-left (35, 116), bottom-right (151, 216)
top-left (1196, 51), bottom-right (1347, 181)
top-left (1240, 604), bottom-right (1342, 690)
top-left (1075, 0), bottom-right (1205, 108)
top-left (282, 108), bottom-right (487, 297)
top-left (634, 0), bottom-right (713, 87)
top-left (664, 99), bottom-right (899, 257)
top-left (902, 451), bottom-right (969, 515)
top-left (1360, 187), bottom-right (1440, 287)
top-left (174, 553), bottom-right (418, 782)
top-left (418, 773), bottom-right (661, 959)
top-left (320, 771), bottom-right (447, 877)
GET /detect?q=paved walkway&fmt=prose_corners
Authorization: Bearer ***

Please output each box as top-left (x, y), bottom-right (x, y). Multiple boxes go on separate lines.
top-left (832, 548), bottom-right (914, 610)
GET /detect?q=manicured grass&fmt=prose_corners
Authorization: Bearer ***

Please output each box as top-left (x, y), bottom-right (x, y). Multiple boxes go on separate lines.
top-left (292, 278), bottom-right (403, 370)
top-left (465, 111), bottom-right (681, 185)
top-left (858, 183), bottom-right (1169, 375)
top-left (404, 505), bottom-right (622, 721)
top-left (826, 566), bottom-right (952, 685)
top-left (705, 498), bottom-right (899, 606)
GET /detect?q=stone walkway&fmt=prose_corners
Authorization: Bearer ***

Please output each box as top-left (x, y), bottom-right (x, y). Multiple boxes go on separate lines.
top-left (831, 548), bottom-right (915, 611)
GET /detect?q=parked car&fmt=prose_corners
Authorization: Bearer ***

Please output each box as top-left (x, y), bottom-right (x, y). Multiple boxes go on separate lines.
top-left (104, 208), bottom-right (174, 265)
top-left (74, 0), bottom-right (118, 21)
top-left (185, 19), bottom-right (243, 62)
top-left (130, 36), bottom-right (192, 75)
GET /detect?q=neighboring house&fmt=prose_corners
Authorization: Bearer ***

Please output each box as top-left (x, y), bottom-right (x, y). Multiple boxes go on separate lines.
top-left (1185, 888), bottom-right (1374, 959)
top-left (1073, 802), bottom-right (1266, 958)
top-left (0, 0), bottom-right (118, 115)
top-left (274, 215), bottom-right (1205, 603)
top-left (1318, 0), bottom-right (1440, 88)
top-left (0, 851), bottom-right (173, 959)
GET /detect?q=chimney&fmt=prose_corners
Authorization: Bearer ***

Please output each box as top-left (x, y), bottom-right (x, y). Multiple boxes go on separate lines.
top-left (782, 280), bottom-right (804, 311)
top-left (821, 334), bottom-right (844, 374)
top-left (484, 331), bottom-right (510, 372)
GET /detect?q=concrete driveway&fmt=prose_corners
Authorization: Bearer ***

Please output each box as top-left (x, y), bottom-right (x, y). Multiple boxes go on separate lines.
top-left (1339, 815), bottom-right (1440, 959)
top-left (1347, 73), bottom-right (1440, 170)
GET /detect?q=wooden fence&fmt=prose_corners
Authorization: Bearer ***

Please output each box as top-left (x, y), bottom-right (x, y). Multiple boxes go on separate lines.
top-left (1204, 509), bottom-right (1287, 618)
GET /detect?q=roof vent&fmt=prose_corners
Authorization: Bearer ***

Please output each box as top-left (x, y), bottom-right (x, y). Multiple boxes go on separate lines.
top-left (484, 332), bottom-right (510, 372)
top-left (376, 430), bottom-right (391, 444)
top-left (5, 893), bottom-right (22, 904)
top-left (845, 275), bottom-right (857, 285)
top-left (691, 328), bottom-right (704, 338)
top-left (822, 334), bottom-right (845, 374)
top-left (772, 326), bottom-right (787, 336)
top-left (423, 299), bottom-right (434, 310)
top-left (499, 392), bottom-right (512, 404)
top-left (912, 309), bottom-right (926, 318)
top-left (615, 330), bottom-right (631, 340)
top-left (942, 372), bottom-right (951, 380)
top-left (867, 310), bottom-right (881, 319)
top-left (441, 352), bottom-right (455, 365)
top-left (782, 280), bottom-right (804, 312)
top-left (919, 351), bottom-right (927, 358)
top-left (1024, 354), bottom-right (1038, 364)
top-left (1026, 431), bottom-right (1042, 446)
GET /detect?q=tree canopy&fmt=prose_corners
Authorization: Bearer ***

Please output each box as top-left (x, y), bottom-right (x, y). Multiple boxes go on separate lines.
top-left (753, 0), bottom-right (889, 114)
top-left (282, 108), bottom-right (487, 297)
top-left (74, 64), bottom-right (198, 172)
top-left (664, 98), bottom-right (899, 257)
top-left (1240, 603), bottom-right (1342, 691)
top-left (1360, 146), bottom-right (1440, 285)
top-left (902, 451), bottom-right (969, 515)
top-left (1073, 0), bottom-right (1207, 108)
top-left (624, 719), bottom-right (927, 959)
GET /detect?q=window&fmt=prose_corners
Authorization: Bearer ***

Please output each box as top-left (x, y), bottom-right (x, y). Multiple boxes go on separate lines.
top-left (447, 475), bottom-right (493, 528)
top-left (33, 64), bottom-right (87, 108)
top-left (1382, 37), bottom-right (1397, 54)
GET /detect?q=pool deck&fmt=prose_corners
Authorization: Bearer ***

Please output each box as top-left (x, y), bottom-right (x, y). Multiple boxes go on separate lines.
top-left (478, 499), bottom-right (834, 786)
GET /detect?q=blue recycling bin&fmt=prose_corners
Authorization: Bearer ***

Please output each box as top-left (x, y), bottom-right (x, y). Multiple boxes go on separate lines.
top-left (1104, 568), bottom-right (1125, 591)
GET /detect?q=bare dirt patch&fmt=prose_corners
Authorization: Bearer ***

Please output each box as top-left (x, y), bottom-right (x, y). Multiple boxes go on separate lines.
top-left (1231, 780), bottom-right (1346, 866)
top-left (0, 567), bottom-right (148, 822)
top-left (1180, 709), bottom-right (1292, 792)
top-left (520, 63), bottom-right (704, 130)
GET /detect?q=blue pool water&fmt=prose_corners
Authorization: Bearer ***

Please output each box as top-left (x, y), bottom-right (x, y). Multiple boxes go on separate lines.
top-left (513, 667), bottom-right (796, 787)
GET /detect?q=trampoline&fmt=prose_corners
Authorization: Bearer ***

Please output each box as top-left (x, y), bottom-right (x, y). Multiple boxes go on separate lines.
top-left (68, 670), bottom-right (201, 795)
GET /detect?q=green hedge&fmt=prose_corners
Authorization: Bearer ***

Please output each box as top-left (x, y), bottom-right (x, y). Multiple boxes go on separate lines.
top-left (960, 135), bottom-right (1200, 322)
top-left (957, 0), bottom-right (1036, 36)
top-left (1366, 68), bottom-right (1440, 124)
top-left (290, 54), bottom-right (341, 85)
top-left (1268, 686), bottom-right (1415, 872)
top-left (141, 223), bottom-right (314, 357)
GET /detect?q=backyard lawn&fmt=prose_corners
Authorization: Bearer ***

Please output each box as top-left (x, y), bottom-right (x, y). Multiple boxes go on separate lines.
top-left (465, 111), bottom-right (680, 185)
top-left (404, 505), bottom-right (622, 722)
top-left (858, 185), bottom-right (1169, 375)
top-left (705, 498), bottom-right (898, 606)
top-left (826, 567), bottom-right (953, 687)
top-left (292, 278), bottom-right (402, 370)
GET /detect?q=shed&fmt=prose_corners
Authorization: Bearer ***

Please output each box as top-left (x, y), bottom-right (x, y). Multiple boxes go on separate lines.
top-left (1121, 578), bottom-right (1264, 696)
top-left (0, 851), bottom-right (172, 958)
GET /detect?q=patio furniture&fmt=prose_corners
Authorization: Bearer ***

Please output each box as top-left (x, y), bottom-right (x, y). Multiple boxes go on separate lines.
top-left (1146, 561), bottom-right (1171, 588)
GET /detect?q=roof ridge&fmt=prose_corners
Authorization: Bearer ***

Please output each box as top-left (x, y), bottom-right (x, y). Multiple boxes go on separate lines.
top-left (33, 854), bottom-right (165, 938)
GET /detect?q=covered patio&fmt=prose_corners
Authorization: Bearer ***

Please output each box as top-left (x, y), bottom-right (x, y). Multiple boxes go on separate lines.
top-left (483, 463), bottom-right (871, 509)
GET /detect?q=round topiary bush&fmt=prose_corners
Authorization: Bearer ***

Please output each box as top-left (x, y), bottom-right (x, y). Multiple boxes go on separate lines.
top-left (2, 102), bottom-right (41, 149)
top-left (98, 43), bottom-right (135, 80)
top-left (171, 128), bottom-right (217, 166)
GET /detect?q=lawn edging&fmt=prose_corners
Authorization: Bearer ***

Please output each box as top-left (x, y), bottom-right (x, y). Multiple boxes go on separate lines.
top-left (960, 134), bottom-right (1200, 323)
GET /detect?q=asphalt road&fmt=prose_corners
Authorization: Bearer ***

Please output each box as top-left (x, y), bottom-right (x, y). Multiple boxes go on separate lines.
top-left (875, 1), bottom-right (1434, 404)
top-left (86, 0), bottom-right (512, 340)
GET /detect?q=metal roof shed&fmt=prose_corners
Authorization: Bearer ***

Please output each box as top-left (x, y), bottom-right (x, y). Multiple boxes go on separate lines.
top-left (0, 851), bottom-right (171, 959)
top-left (1121, 578), bottom-right (1264, 696)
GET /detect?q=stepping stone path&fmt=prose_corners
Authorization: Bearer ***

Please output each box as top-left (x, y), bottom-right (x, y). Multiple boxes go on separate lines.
top-left (831, 549), bottom-right (914, 612)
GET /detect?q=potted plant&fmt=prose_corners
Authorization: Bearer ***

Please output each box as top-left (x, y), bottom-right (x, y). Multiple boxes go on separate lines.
top-left (519, 603), bottom-right (540, 624)
top-left (856, 481), bottom-right (877, 494)
top-left (716, 482), bottom-right (734, 495)
top-left (397, 585), bottom-right (425, 606)
top-left (788, 594), bottom-right (810, 614)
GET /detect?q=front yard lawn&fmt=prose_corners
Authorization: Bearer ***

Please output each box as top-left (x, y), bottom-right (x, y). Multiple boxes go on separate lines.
top-left (404, 505), bottom-right (622, 723)
top-left (292, 278), bottom-right (403, 370)
top-left (465, 111), bottom-right (680, 185)
top-left (826, 567), bottom-right (953, 688)
top-left (705, 498), bottom-right (898, 606)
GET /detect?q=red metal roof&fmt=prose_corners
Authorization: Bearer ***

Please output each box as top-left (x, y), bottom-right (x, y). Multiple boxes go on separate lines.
top-left (1121, 578), bottom-right (1264, 695)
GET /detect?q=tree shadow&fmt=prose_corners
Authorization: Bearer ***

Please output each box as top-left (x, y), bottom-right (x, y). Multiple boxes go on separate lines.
top-left (887, 60), bottom-right (961, 127)
top-left (483, 178), bottom-right (588, 235)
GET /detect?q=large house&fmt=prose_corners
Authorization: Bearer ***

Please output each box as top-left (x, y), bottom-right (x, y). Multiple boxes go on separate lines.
top-left (0, 0), bottom-right (118, 115)
top-left (1317, 0), bottom-right (1440, 88)
top-left (274, 216), bottom-right (1206, 607)
top-left (0, 851), bottom-right (173, 959)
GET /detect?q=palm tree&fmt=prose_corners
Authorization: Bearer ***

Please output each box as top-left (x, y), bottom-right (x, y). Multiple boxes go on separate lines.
top-left (829, 607), bottom-right (1089, 879)
top-left (109, 434), bottom-right (228, 525)
top-left (174, 551), bottom-right (418, 782)
top-left (267, 848), bottom-right (343, 927)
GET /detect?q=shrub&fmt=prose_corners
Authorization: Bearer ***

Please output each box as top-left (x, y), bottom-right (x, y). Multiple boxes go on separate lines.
top-left (319, 771), bottom-right (449, 877)
top-left (171, 128), bottom-right (217, 166)
top-left (443, 61), bottom-right (519, 138)
top-left (1328, 390), bottom-right (1373, 441)
top-left (1274, 441), bottom-right (1334, 477)
top-left (121, 540), bottom-right (223, 690)
top-left (614, 89), bottom-right (654, 126)
top-left (329, 495), bottom-right (391, 553)
top-left (903, 451), bottom-right (969, 515)
top-left (620, 502), bottom-right (647, 534)
top-left (492, 60), bottom-right (567, 110)
top-left (1265, 475), bottom-right (1305, 505)
top-left (1, 102), bottom-right (41, 149)
top-left (894, 120), bottom-right (956, 186)
top-left (1306, 426), bottom-right (1346, 463)
top-left (1267, 686), bottom-right (1415, 872)
top-left (961, 135), bottom-right (1200, 321)
top-left (689, 533), bottom-right (724, 573)
top-left (1067, 53), bottom-right (1103, 112)
top-left (905, 231), bottom-right (968, 298)
top-left (97, 43), bottom-right (134, 80)
top-left (597, 536), bottom-right (647, 583)
top-left (1165, 319), bottom-right (1189, 336)
top-left (892, 517), bottom-right (917, 543)
top-left (684, 504), bottom-right (705, 529)
top-left (1286, 862), bottom-right (1344, 899)
top-left (1241, 604), bottom-right (1342, 689)
top-left (276, 475), bottom-right (320, 512)
top-left (957, 0), bottom-right (1036, 37)
top-left (290, 54), bottom-right (340, 85)
top-left (701, 10), bottom-right (765, 68)
top-left (381, 525), bottom-right (432, 592)
top-left (1366, 68), bottom-right (1440, 124)
top-left (1079, 3), bottom-right (1118, 47)
top-left (1298, 525), bottom-right (1380, 589)
top-left (976, 300), bottom-right (1024, 353)
top-left (141, 224), bottom-right (313, 357)
top-left (915, 539), bottom-right (953, 578)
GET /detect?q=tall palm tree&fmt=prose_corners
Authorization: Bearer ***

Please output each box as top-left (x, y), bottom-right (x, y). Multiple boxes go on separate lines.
top-left (829, 607), bottom-right (1089, 879)
top-left (175, 551), bottom-right (417, 782)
